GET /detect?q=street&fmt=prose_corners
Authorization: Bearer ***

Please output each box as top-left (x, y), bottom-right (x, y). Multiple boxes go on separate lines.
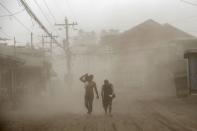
top-left (1, 97), bottom-right (197, 131)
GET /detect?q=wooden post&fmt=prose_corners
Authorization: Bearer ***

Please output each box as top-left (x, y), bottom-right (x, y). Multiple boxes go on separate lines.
top-left (187, 58), bottom-right (191, 95)
top-left (14, 37), bottom-right (16, 55)
top-left (14, 37), bottom-right (16, 48)
top-left (11, 68), bottom-right (15, 100)
top-left (42, 35), bottom-right (44, 49)
top-left (31, 32), bottom-right (33, 48)
top-left (50, 33), bottom-right (53, 54)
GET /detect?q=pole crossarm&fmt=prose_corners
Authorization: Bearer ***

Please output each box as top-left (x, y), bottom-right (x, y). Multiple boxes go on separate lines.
top-left (55, 24), bottom-right (66, 26)
top-left (55, 17), bottom-right (77, 49)
top-left (43, 35), bottom-right (58, 38)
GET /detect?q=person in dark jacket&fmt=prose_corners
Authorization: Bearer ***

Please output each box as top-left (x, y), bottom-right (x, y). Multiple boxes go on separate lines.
top-left (80, 73), bottom-right (99, 114)
top-left (101, 79), bottom-right (115, 115)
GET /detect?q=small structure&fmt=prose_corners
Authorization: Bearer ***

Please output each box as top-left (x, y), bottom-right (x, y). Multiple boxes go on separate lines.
top-left (0, 45), bottom-right (53, 105)
top-left (0, 54), bottom-right (24, 104)
top-left (184, 49), bottom-right (197, 94)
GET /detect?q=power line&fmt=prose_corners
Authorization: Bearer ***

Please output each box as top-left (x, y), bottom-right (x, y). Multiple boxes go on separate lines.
top-left (0, 8), bottom-right (25, 17)
top-left (33, 0), bottom-right (53, 26)
top-left (0, 2), bottom-right (31, 32)
top-left (31, 0), bottom-right (62, 37)
top-left (0, 29), bottom-right (10, 38)
top-left (31, 0), bottom-right (62, 38)
top-left (52, 0), bottom-right (65, 18)
top-left (64, 0), bottom-right (78, 22)
top-left (167, 14), bottom-right (197, 24)
top-left (180, 0), bottom-right (197, 6)
top-left (41, 0), bottom-right (63, 37)
top-left (42, 0), bottom-right (57, 22)
top-left (19, 0), bottom-right (63, 49)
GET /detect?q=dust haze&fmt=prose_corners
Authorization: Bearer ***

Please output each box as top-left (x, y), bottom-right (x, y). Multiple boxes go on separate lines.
top-left (1, 0), bottom-right (197, 130)
top-left (0, 30), bottom-right (188, 117)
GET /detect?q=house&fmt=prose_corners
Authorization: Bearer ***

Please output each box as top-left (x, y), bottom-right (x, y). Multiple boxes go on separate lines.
top-left (0, 45), bottom-right (53, 105)
top-left (99, 19), bottom-right (194, 52)
top-left (184, 48), bottom-right (197, 94)
top-left (0, 53), bottom-right (24, 103)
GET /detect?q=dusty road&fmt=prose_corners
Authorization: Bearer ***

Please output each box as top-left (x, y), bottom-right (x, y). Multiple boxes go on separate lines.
top-left (1, 97), bottom-right (197, 131)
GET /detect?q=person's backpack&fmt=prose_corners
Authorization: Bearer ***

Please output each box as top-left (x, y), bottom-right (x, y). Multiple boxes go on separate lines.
top-left (104, 83), bottom-right (115, 98)
top-left (112, 93), bottom-right (116, 99)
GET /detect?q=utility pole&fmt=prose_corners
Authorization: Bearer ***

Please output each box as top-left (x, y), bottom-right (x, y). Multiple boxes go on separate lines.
top-left (50, 33), bottom-right (53, 53)
top-left (13, 37), bottom-right (16, 55)
top-left (55, 17), bottom-right (77, 48)
top-left (42, 33), bottom-right (58, 54)
top-left (30, 32), bottom-right (33, 48)
top-left (55, 17), bottom-right (77, 84)
top-left (14, 37), bottom-right (16, 48)
top-left (42, 35), bottom-right (44, 49)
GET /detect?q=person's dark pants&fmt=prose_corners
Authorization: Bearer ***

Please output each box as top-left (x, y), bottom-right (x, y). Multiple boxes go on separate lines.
top-left (85, 95), bottom-right (94, 114)
top-left (103, 97), bottom-right (112, 114)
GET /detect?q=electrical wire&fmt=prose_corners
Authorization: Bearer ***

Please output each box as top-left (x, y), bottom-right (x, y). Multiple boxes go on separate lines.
top-left (180, 0), bottom-right (197, 6)
top-left (19, 0), bottom-right (63, 48)
top-left (29, 0), bottom-right (62, 40)
top-left (167, 14), bottom-right (197, 24)
top-left (33, 0), bottom-right (53, 26)
top-left (0, 29), bottom-right (10, 38)
top-left (52, 0), bottom-right (65, 18)
top-left (64, 0), bottom-right (78, 23)
top-left (0, 8), bottom-right (25, 17)
top-left (42, 0), bottom-right (57, 22)
top-left (0, 2), bottom-right (31, 32)
top-left (32, 0), bottom-right (62, 37)
top-left (41, 0), bottom-right (63, 37)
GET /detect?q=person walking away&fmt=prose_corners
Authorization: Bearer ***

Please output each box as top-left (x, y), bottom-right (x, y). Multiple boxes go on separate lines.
top-left (101, 79), bottom-right (115, 116)
top-left (80, 73), bottom-right (99, 114)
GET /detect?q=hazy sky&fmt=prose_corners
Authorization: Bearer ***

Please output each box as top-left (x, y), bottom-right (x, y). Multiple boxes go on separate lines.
top-left (0, 0), bottom-right (197, 45)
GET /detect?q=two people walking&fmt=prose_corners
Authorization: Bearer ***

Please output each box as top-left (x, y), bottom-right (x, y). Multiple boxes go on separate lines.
top-left (80, 73), bottom-right (115, 115)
